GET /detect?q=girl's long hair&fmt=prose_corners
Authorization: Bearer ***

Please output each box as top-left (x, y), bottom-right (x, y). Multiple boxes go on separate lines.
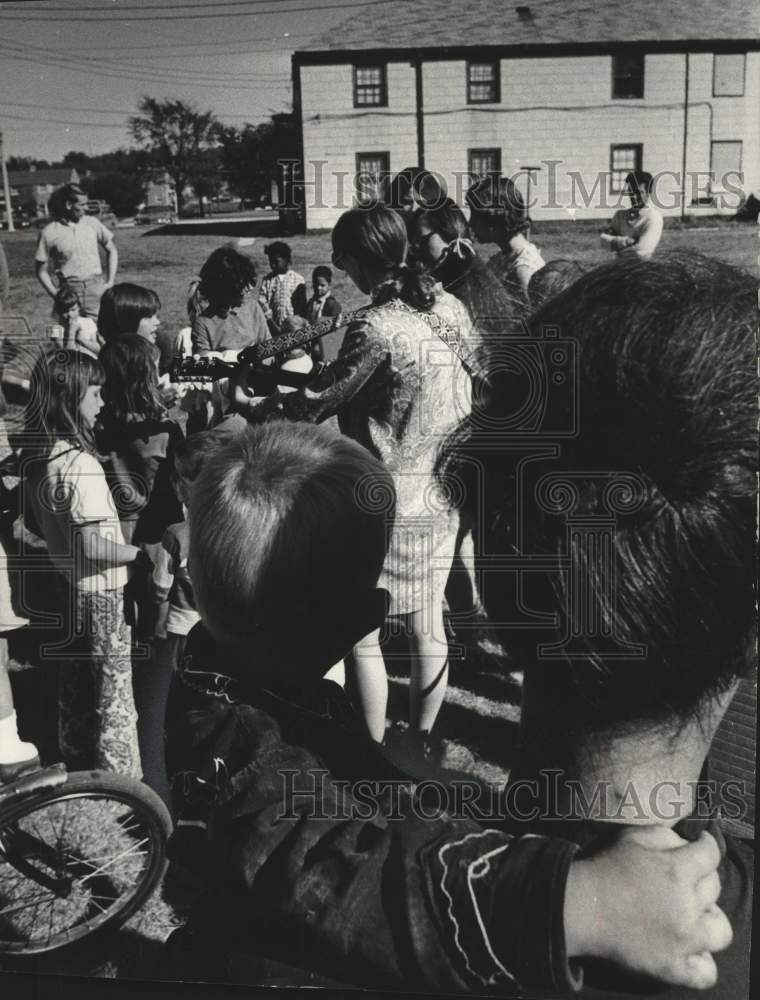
top-left (331, 205), bottom-right (437, 311)
top-left (99, 334), bottom-right (166, 425)
top-left (24, 348), bottom-right (104, 456)
top-left (197, 246), bottom-right (257, 313)
top-left (98, 283), bottom-right (161, 344)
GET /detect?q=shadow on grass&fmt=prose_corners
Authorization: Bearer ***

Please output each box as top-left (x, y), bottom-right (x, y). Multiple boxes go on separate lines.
top-left (142, 219), bottom-right (296, 239)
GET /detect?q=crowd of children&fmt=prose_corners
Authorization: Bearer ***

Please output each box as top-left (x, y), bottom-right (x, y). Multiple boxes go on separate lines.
top-left (0, 166), bottom-right (750, 997)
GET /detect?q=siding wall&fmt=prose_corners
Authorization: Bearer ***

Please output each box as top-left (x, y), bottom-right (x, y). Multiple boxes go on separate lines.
top-left (299, 50), bottom-right (760, 228)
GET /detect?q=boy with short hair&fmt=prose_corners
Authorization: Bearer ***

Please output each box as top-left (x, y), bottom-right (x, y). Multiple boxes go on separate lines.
top-left (53, 285), bottom-right (101, 357)
top-left (163, 421), bottom-right (730, 993)
top-left (304, 265), bottom-right (342, 363)
top-left (257, 241), bottom-right (306, 337)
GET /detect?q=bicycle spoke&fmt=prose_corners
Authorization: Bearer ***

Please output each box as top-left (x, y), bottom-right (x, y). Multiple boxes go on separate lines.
top-left (0, 894), bottom-right (51, 918)
top-left (76, 837), bottom-right (151, 883)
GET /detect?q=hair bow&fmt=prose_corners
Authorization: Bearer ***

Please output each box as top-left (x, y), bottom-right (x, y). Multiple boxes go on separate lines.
top-left (450, 236), bottom-right (475, 259)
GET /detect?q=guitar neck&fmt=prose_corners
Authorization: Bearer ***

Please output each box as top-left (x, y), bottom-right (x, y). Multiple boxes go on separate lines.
top-left (249, 310), bottom-right (361, 363)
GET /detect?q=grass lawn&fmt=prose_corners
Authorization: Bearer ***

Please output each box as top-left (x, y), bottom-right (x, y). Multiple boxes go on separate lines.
top-left (2, 217), bottom-right (757, 367)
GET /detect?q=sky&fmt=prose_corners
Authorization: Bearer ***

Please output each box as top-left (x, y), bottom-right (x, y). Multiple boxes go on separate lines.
top-left (0, 0), bottom-right (364, 162)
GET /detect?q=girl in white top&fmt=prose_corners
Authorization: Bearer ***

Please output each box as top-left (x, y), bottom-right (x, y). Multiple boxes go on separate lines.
top-left (24, 349), bottom-right (149, 777)
top-left (466, 174), bottom-right (546, 301)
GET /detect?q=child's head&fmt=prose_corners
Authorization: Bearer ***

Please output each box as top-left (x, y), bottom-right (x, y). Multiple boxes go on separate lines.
top-left (98, 283), bottom-right (161, 345)
top-left (411, 199), bottom-right (471, 267)
top-left (264, 241), bottom-right (292, 275)
top-left (170, 427), bottom-right (235, 505)
top-left (25, 348), bottom-right (105, 452)
top-left (311, 265), bottom-right (332, 296)
top-left (466, 175), bottom-right (531, 243)
top-left (626, 170), bottom-right (654, 206)
top-left (452, 251), bottom-right (755, 750)
top-left (99, 334), bottom-right (165, 424)
top-left (198, 246), bottom-right (257, 312)
top-left (53, 286), bottom-right (82, 325)
top-left (189, 422), bottom-right (394, 677)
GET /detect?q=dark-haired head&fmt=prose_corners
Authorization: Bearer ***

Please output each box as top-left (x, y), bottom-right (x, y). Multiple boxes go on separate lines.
top-left (412, 199), bottom-right (471, 266)
top-left (25, 348), bottom-right (105, 455)
top-left (98, 283), bottom-right (161, 344)
top-left (527, 259), bottom-right (586, 308)
top-left (388, 167), bottom-right (448, 214)
top-left (312, 265), bottom-right (332, 289)
top-left (331, 205), bottom-right (436, 310)
top-left (99, 333), bottom-right (165, 425)
top-left (466, 175), bottom-right (531, 244)
top-left (53, 285), bottom-right (82, 317)
top-left (198, 246), bottom-right (258, 313)
top-left (626, 170), bottom-right (654, 197)
top-left (453, 251), bottom-right (755, 755)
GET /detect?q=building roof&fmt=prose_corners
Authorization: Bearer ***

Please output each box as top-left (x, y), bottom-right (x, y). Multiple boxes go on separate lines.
top-left (7, 168), bottom-right (78, 188)
top-left (300, 0), bottom-right (760, 53)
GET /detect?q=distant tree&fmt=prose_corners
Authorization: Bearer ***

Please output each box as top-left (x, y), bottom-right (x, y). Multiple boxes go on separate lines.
top-left (6, 156), bottom-right (34, 171)
top-left (62, 151), bottom-right (91, 173)
top-left (82, 171), bottom-right (145, 217)
top-left (218, 113), bottom-right (297, 207)
top-left (128, 97), bottom-right (220, 214)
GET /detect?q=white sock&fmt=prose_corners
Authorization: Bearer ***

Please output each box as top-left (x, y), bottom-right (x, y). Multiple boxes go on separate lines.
top-left (0, 711), bottom-right (39, 765)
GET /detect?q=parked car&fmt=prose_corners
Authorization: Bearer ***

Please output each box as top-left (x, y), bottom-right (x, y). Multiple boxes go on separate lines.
top-left (0, 209), bottom-right (32, 230)
top-left (135, 204), bottom-right (176, 226)
top-left (85, 200), bottom-right (118, 228)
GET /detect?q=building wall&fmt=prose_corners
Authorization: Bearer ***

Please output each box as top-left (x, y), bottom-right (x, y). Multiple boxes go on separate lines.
top-left (299, 49), bottom-right (760, 229)
top-left (300, 61), bottom-right (418, 229)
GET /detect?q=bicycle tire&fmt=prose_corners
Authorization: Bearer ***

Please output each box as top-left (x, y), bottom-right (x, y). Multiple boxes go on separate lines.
top-left (0, 770), bottom-right (172, 956)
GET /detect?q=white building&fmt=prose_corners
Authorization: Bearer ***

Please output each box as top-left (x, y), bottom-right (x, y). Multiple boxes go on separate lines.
top-left (292, 0), bottom-right (760, 230)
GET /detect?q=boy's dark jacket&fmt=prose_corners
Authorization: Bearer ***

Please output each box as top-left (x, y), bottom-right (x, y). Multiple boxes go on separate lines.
top-left (164, 626), bottom-right (753, 996)
top-left (164, 623), bottom-right (579, 993)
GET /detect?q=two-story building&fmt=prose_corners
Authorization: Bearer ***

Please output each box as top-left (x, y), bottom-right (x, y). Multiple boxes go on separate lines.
top-left (292, 0), bottom-right (760, 229)
top-left (6, 166), bottom-right (80, 218)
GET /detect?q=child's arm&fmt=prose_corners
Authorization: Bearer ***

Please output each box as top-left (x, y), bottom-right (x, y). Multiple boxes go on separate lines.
top-left (73, 522), bottom-right (147, 571)
top-left (257, 277), bottom-right (274, 321)
top-left (170, 701), bottom-right (729, 994)
top-left (150, 532), bottom-right (176, 605)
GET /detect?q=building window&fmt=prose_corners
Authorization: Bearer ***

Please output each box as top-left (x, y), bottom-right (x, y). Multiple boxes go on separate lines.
top-left (467, 61), bottom-right (500, 103)
top-left (468, 148), bottom-right (502, 180)
top-left (353, 65), bottom-right (387, 107)
top-left (612, 53), bottom-right (644, 99)
top-left (713, 54), bottom-right (745, 96)
top-left (711, 141), bottom-right (742, 191)
top-left (610, 144), bottom-right (642, 193)
top-left (355, 152), bottom-right (390, 204)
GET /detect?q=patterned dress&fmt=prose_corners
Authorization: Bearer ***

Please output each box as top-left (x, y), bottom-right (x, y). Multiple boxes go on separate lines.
top-left (252, 285), bottom-right (473, 615)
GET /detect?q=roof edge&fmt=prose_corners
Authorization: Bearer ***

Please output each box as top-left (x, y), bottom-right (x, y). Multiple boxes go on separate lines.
top-left (293, 38), bottom-right (760, 64)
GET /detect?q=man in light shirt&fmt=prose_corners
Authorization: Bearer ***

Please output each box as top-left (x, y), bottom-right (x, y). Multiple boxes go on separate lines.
top-left (601, 170), bottom-right (663, 260)
top-left (35, 183), bottom-right (118, 317)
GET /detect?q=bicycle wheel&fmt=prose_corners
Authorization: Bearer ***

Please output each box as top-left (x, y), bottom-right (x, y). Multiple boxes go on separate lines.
top-left (0, 770), bottom-right (172, 955)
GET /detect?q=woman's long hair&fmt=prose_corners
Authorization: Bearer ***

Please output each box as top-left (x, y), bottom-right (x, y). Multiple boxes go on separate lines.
top-left (98, 283), bottom-right (161, 344)
top-left (466, 175), bottom-right (532, 241)
top-left (99, 334), bottom-right (166, 425)
top-left (331, 205), bottom-right (437, 312)
top-left (197, 245), bottom-right (257, 314)
top-left (24, 348), bottom-right (104, 456)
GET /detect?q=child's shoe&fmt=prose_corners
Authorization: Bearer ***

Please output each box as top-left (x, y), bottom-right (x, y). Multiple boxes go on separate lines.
top-left (0, 711), bottom-right (40, 784)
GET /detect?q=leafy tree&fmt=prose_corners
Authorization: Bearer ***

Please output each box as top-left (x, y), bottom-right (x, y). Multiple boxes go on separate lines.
top-left (218, 112), bottom-right (297, 207)
top-left (82, 171), bottom-right (145, 217)
top-left (128, 97), bottom-right (220, 214)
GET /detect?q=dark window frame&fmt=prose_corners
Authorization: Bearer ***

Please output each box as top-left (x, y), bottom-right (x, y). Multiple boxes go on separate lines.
top-left (468, 147), bottom-right (502, 180)
top-left (609, 143), bottom-right (643, 194)
top-left (355, 151), bottom-right (391, 203)
top-left (712, 53), bottom-right (746, 97)
top-left (466, 60), bottom-right (501, 104)
top-left (352, 64), bottom-right (388, 108)
top-left (612, 52), bottom-right (645, 100)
